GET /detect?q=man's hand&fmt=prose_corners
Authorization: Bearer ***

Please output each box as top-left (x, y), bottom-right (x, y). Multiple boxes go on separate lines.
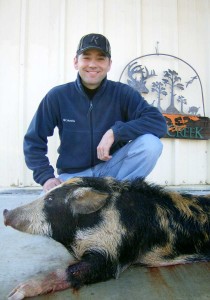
top-left (97, 129), bottom-right (114, 161)
top-left (43, 178), bottom-right (62, 193)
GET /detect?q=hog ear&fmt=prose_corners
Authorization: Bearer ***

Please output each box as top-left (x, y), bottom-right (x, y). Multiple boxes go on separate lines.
top-left (71, 187), bottom-right (109, 215)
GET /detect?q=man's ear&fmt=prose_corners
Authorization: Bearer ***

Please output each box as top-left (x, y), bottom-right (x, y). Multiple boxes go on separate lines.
top-left (107, 59), bottom-right (112, 72)
top-left (74, 56), bottom-right (78, 70)
top-left (70, 187), bottom-right (109, 215)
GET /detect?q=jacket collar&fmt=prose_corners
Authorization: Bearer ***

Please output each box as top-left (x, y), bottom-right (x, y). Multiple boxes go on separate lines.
top-left (75, 73), bottom-right (108, 97)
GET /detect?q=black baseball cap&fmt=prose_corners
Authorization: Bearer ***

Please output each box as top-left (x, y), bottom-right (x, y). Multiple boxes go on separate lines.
top-left (76, 33), bottom-right (111, 58)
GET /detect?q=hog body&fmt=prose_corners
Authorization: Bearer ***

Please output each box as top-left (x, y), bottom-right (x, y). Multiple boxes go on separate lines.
top-left (3, 177), bottom-right (210, 299)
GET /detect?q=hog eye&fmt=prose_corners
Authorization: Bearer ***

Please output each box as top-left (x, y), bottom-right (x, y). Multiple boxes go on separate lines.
top-left (45, 195), bottom-right (53, 202)
top-left (44, 196), bottom-right (54, 209)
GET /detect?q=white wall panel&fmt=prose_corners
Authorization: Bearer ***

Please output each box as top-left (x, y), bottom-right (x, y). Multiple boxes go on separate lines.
top-left (0, 0), bottom-right (210, 187)
top-left (147, 0), bottom-right (210, 185)
top-left (103, 0), bottom-right (142, 79)
top-left (0, 0), bottom-right (22, 186)
top-left (141, 0), bottom-right (179, 55)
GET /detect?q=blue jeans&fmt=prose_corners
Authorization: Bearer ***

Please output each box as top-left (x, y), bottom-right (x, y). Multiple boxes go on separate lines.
top-left (58, 134), bottom-right (163, 182)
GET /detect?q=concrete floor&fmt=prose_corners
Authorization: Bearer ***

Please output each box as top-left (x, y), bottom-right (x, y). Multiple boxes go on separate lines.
top-left (0, 188), bottom-right (210, 300)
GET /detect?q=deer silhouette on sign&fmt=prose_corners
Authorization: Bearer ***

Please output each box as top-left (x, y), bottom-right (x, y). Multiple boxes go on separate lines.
top-left (127, 62), bottom-right (157, 94)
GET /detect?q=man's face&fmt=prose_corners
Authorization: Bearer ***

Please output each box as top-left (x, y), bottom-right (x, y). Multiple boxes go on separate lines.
top-left (74, 49), bottom-right (112, 89)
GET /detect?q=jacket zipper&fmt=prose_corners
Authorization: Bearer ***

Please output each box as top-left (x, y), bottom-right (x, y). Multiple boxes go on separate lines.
top-left (88, 100), bottom-right (94, 166)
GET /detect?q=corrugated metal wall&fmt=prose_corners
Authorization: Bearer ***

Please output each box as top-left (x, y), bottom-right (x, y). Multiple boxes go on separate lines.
top-left (0, 0), bottom-right (210, 187)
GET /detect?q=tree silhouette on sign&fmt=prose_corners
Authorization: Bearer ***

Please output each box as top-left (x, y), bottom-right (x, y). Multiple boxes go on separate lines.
top-left (177, 95), bottom-right (187, 114)
top-left (151, 81), bottom-right (167, 112)
top-left (163, 69), bottom-right (184, 113)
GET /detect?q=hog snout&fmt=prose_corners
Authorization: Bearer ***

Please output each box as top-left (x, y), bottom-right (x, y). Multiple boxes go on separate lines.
top-left (3, 209), bottom-right (10, 226)
top-left (3, 200), bottom-right (52, 236)
top-left (3, 208), bottom-right (18, 227)
top-left (3, 208), bottom-right (9, 215)
top-left (3, 207), bottom-right (30, 232)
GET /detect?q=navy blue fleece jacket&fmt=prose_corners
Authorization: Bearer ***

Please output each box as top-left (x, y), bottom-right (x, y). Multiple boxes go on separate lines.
top-left (23, 75), bottom-right (167, 185)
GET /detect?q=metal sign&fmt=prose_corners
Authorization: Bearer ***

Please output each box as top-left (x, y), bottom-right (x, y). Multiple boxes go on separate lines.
top-left (119, 53), bottom-right (210, 140)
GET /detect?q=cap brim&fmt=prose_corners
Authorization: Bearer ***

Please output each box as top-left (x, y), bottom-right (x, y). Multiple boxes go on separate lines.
top-left (77, 46), bottom-right (111, 57)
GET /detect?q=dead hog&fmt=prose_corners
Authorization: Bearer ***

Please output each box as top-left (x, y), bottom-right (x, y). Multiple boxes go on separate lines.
top-left (3, 177), bottom-right (210, 299)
